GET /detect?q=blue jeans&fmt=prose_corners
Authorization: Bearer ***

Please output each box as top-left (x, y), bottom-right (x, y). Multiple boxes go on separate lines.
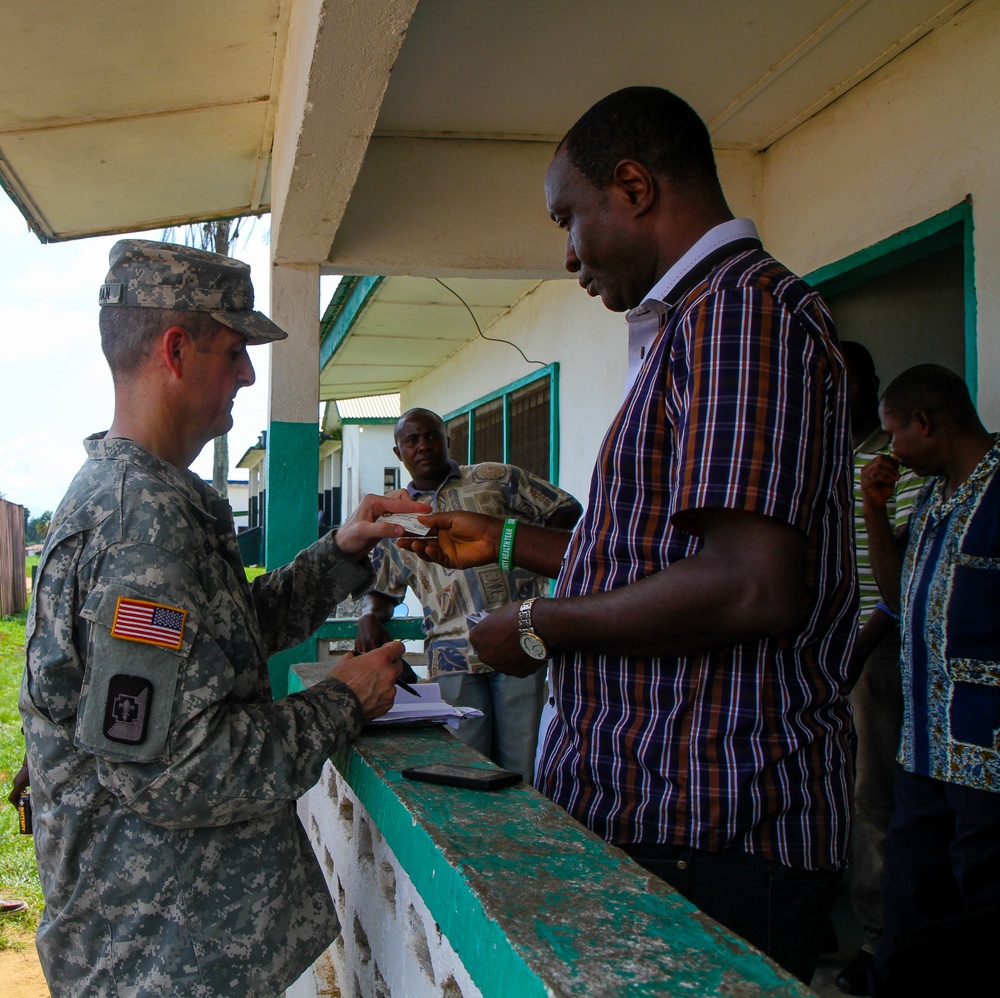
top-left (436, 670), bottom-right (545, 781)
top-left (623, 842), bottom-right (840, 984)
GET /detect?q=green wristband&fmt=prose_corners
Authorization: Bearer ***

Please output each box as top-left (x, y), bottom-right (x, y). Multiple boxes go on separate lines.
top-left (499, 517), bottom-right (518, 572)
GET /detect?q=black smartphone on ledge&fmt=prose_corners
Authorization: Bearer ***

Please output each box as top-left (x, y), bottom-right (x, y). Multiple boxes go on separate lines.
top-left (401, 764), bottom-right (522, 790)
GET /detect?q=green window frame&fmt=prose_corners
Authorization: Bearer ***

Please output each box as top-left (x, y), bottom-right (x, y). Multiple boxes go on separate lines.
top-left (444, 364), bottom-right (561, 483)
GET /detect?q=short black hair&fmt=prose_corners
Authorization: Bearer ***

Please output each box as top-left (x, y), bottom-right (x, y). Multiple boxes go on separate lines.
top-left (99, 306), bottom-right (220, 378)
top-left (559, 87), bottom-right (720, 195)
top-left (841, 340), bottom-right (878, 384)
top-left (881, 364), bottom-right (980, 431)
top-left (394, 408), bottom-right (446, 443)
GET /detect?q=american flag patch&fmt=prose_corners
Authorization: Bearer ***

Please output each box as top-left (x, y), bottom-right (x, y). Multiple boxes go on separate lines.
top-left (110, 597), bottom-right (187, 650)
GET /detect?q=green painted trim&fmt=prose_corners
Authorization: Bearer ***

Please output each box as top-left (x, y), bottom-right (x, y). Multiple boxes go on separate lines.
top-left (444, 364), bottom-right (557, 420)
top-left (804, 201), bottom-right (971, 296)
top-left (443, 363), bottom-right (561, 482)
top-left (502, 392), bottom-right (511, 460)
top-left (963, 209), bottom-right (978, 405)
top-left (806, 200), bottom-right (977, 402)
top-left (549, 362), bottom-right (561, 485)
top-left (338, 417), bottom-right (397, 426)
top-left (265, 420), bottom-right (321, 698)
top-left (466, 408), bottom-right (476, 464)
top-left (320, 727), bottom-right (809, 997)
top-left (319, 275), bottom-right (384, 370)
top-left (316, 618), bottom-right (426, 641)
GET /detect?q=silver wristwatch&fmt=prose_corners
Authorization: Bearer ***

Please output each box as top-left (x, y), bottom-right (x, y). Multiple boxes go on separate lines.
top-left (517, 597), bottom-right (549, 660)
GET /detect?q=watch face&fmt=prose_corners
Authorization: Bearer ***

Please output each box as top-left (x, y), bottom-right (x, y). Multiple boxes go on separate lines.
top-left (519, 632), bottom-right (548, 660)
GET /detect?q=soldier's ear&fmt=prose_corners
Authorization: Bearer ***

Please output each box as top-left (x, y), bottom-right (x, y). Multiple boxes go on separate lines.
top-left (161, 326), bottom-right (189, 378)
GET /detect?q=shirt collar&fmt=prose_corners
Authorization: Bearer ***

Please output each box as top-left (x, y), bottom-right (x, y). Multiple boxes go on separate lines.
top-left (627, 218), bottom-right (761, 320)
top-left (84, 432), bottom-right (219, 521)
top-left (405, 459), bottom-right (462, 498)
top-left (855, 426), bottom-right (891, 457)
top-left (621, 219), bottom-right (761, 398)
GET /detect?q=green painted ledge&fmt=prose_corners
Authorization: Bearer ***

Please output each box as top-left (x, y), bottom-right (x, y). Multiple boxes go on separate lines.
top-left (314, 617), bottom-right (425, 643)
top-left (295, 674), bottom-right (813, 997)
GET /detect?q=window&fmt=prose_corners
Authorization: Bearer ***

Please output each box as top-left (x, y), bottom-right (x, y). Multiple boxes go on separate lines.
top-left (508, 378), bottom-right (550, 478)
top-left (445, 365), bottom-right (559, 481)
top-left (383, 467), bottom-right (400, 493)
top-left (472, 398), bottom-right (503, 464)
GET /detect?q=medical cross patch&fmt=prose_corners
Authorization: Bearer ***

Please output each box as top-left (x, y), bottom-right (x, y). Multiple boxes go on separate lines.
top-left (104, 675), bottom-right (153, 744)
top-left (110, 596), bottom-right (186, 650)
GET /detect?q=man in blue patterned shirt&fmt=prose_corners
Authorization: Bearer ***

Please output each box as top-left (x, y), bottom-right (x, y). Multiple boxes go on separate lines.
top-left (861, 364), bottom-right (999, 995)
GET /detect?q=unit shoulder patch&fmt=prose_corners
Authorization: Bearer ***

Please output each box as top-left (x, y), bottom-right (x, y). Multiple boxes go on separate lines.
top-left (110, 596), bottom-right (186, 650)
top-left (104, 674), bottom-right (153, 744)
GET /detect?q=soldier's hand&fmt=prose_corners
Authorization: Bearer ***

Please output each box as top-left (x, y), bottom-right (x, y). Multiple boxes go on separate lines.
top-left (860, 454), bottom-right (901, 511)
top-left (7, 757), bottom-right (28, 808)
top-left (329, 642), bottom-right (404, 721)
top-left (397, 510), bottom-right (503, 569)
top-left (334, 492), bottom-right (433, 559)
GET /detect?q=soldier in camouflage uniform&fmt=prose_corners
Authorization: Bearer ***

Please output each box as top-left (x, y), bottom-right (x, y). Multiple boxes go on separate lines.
top-left (19, 240), bottom-right (426, 997)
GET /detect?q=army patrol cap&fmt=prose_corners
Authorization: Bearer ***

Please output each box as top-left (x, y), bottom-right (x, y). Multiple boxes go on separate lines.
top-left (98, 239), bottom-right (288, 345)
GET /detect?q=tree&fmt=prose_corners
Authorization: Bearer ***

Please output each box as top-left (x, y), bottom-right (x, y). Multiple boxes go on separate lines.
top-left (163, 218), bottom-right (252, 498)
top-left (26, 510), bottom-right (52, 544)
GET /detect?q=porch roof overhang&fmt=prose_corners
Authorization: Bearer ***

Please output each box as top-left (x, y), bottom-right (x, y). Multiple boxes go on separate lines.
top-left (1, 1), bottom-right (975, 392)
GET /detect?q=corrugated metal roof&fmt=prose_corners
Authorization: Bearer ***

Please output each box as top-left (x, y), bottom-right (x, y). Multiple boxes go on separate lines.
top-left (335, 393), bottom-right (400, 421)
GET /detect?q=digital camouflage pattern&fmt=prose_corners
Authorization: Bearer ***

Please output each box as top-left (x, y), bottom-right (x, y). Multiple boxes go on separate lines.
top-left (21, 434), bottom-right (375, 997)
top-left (370, 462), bottom-right (581, 678)
top-left (99, 238), bottom-right (288, 345)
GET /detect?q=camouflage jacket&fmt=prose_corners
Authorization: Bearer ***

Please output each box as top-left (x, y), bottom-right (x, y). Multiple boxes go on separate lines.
top-left (20, 435), bottom-right (374, 997)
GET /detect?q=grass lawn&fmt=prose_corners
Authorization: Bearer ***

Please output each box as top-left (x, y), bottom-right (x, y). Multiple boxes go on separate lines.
top-left (0, 610), bottom-right (40, 949)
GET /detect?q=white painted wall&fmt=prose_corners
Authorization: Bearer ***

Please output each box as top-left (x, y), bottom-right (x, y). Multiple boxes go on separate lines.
top-left (289, 763), bottom-right (481, 998)
top-left (339, 424), bottom-right (403, 519)
top-left (760, 0), bottom-right (1000, 424)
top-left (227, 481), bottom-right (250, 530)
top-left (403, 279), bottom-right (627, 508)
top-left (405, 1), bottom-right (1000, 478)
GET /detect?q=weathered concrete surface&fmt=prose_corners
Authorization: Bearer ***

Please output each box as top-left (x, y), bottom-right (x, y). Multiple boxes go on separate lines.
top-left (324, 723), bottom-right (815, 997)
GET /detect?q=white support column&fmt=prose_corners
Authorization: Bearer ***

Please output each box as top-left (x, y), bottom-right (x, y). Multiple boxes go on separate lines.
top-left (264, 261), bottom-right (321, 696)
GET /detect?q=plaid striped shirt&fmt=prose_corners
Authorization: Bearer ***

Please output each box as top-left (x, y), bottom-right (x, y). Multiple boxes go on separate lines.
top-left (538, 224), bottom-right (858, 871)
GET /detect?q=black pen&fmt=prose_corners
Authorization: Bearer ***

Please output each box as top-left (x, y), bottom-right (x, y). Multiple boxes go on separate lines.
top-left (396, 662), bottom-right (420, 697)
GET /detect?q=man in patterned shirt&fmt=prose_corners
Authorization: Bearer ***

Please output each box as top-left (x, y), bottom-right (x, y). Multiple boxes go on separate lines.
top-left (19, 240), bottom-right (426, 997)
top-left (356, 408), bottom-right (581, 780)
top-left (401, 87), bottom-right (857, 983)
top-left (861, 365), bottom-right (999, 995)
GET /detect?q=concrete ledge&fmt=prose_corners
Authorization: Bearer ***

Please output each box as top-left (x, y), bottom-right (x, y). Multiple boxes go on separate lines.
top-left (318, 724), bottom-right (813, 997)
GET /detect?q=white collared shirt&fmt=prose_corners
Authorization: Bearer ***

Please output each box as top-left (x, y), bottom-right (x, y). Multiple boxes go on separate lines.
top-left (622, 218), bottom-right (761, 396)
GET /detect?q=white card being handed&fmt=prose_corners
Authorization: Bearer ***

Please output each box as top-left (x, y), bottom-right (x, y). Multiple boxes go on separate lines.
top-left (379, 512), bottom-right (432, 536)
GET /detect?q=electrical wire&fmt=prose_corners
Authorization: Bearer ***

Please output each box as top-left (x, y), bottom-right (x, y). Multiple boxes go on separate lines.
top-left (433, 278), bottom-right (547, 368)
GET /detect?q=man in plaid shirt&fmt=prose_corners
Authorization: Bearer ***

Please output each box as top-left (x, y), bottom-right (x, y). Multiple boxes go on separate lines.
top-left (404, 87), bottom-right (857, 984)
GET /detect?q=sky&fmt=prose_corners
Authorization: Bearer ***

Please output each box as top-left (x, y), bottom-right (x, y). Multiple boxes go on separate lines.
top-left (0, 195), bottom-right (335, 519)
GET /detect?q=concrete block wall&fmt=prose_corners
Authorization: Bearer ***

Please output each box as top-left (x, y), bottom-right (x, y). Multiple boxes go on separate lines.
top-left (288, 761), bottom-right (481, 998)
top-left (284, 707), bottom-right (813, 998)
